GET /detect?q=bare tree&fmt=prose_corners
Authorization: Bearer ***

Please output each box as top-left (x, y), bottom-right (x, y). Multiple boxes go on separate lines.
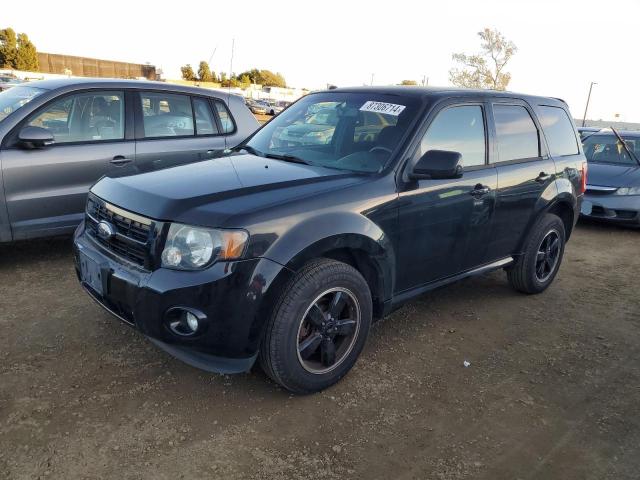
top-left (449, 28), bottom-right (517, 91)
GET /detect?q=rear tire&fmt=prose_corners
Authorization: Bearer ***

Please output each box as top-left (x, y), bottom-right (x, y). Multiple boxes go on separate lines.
top-left (507, 213), bottom-right (566, 294)
top-left (259, 258), bottom-right (372, 394)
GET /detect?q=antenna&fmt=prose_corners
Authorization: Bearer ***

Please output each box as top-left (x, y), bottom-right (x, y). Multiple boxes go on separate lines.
top-left (207, 46), bottom-right (217, 66)
top-left (225, 39), bottom-right (235, 151)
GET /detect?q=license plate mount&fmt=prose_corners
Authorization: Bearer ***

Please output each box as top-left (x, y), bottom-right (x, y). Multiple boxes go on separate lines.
top-left (79, 252), bottom-right (104, 296)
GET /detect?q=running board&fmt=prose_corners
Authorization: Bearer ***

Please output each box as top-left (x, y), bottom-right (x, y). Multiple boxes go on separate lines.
top-left (391, 257), bottom-right (514, 306)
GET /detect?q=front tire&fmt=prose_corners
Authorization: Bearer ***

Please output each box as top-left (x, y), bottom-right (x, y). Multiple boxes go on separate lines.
top-left (259, 259), bottom-right (372, 394)
top-left (507, 213), bottom-right (566, 294)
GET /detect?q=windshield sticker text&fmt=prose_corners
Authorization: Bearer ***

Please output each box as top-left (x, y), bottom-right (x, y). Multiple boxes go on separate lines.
top-left (359, 101), bottom-right (406, 116)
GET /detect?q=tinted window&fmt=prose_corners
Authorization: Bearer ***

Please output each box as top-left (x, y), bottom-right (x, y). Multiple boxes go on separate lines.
top-left (582, 134), bottom-right (639, 166)
top-left (140, 92), bottom-right (193, 137)
top-left (493, 105), bottom-right (539, 162)
top-left (419, 105), bottom-right (486, 167)
top-left (214, 101), bottom-right (235, 134)
top-left (539, 106), bottom-right (579, 156)
top-left (193, 97), bottom-right (218, 135)
top-left (354, 111), bottom-right (396, 143)
top-left (245, 92), bottom-right (421, 173)
top-left (28, 91), bottom-right (124, 143)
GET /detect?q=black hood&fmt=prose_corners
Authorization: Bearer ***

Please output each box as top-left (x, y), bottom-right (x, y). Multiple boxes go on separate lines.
top-left (91, 153), bottom-right (364, 226)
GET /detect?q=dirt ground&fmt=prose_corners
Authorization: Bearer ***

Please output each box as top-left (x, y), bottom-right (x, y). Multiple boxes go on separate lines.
top-left (0, 221), bottom-right (639, 480)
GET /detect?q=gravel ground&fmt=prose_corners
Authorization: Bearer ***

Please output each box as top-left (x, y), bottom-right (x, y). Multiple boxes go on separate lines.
top-left (0, 221), bottom-right (639, 480)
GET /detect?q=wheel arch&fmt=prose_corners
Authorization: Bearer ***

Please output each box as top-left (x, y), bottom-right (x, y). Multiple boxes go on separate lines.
top-left (261, 212), bottom-right (395, 320)
top-left (514, 181), bottom-right (577, 254)
top-left (546, 197), bottom-right (576, 240)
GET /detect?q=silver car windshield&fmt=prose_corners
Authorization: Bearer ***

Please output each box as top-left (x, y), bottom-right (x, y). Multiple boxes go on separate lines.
top-left (0, 86), bottom-right (47, 122)
top-left (245, 92), bottom-right (421, 173)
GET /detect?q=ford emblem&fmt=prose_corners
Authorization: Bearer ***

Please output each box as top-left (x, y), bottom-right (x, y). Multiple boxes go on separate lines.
top-left (97, 221), bottom-right (116, 240)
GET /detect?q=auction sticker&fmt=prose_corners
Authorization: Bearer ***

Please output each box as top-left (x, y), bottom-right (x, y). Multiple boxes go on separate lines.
top-left (360, 101), bottom-right (406, 116)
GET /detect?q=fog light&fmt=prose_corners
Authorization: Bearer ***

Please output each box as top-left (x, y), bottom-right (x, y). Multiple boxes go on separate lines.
top-left (164, 308), bottom-right (207, 337)
top-left (186, 312), bottom-right (199, 332)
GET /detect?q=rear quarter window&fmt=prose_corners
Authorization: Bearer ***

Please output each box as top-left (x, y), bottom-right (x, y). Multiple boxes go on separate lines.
top-left (538, 105), bottom-right (579, 156)
top-left (214, 100), bottom-right (236, 134)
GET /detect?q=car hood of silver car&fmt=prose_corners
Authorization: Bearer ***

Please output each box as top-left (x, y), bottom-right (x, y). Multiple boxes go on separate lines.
top-left (587, 162), bottom-right (640, 188)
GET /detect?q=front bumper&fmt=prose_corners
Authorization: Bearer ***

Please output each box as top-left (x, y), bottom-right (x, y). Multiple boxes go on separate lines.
top-left (73, 221), bottom-right (289, 373)
top-left (581, 193), bottom-right (640, 226)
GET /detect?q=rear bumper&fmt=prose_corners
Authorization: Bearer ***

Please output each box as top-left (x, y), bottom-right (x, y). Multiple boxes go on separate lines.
top-left (581, 193), bottom-right (640, 226)
top-left (73, 221), bottom-right (289, 373)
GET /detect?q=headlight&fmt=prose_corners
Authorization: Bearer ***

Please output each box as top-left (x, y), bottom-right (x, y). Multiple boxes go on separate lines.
top-left (161, 223), bottom-right (249, 270)
top-left (614, 186), bottom-right (640, 196)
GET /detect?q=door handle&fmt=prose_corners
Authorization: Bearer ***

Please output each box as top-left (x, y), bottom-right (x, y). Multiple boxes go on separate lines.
top-left (535, 172), bottom-right (552, 183)
top-left (110, 155), bottom-right (132, 166)
top-left (470, 184), bottom-right (491, 196)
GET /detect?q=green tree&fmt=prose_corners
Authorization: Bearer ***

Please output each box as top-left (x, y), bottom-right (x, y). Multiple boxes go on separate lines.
top-left (449, 28), bottom-right (517, 91)
top-left (210, 70), bottom-right (218, 83)
top-left (400, 80), bottom-right (418, 86)
top-left (197, 61), bottom-right (213, 82)
top-left (0, 28), bottom-right (18, 68)
top-left (239, 74), bottom-right (251, 87)
top-left (15, 33), bottom-right (38, 71)
top-left (235, 69), bottom-right (286, 87)
top-left (180, 64), bottom-right (196, 81)
top-left (220, 72), bottom-right (227, 84)
top-left (259, 69), bottom-right (286, 88)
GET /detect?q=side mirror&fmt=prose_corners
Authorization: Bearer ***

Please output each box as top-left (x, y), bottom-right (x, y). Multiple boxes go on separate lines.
top-left (409, 149), bottom-right (463, 180)
top-left (18, 126), bottom-right (55, 149)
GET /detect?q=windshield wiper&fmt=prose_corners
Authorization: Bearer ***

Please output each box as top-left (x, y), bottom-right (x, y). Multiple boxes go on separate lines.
top-left (264, 153), bottom-right (313, 166)
top-left (232, 145), bottom-right (264, 157)
top-left (610, 127), bottom-right (640, 166)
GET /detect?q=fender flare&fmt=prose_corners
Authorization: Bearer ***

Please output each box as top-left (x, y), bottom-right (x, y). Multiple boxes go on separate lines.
top-left (263, 211), bottom-right (396, 307)
top-left (515, 179), bottom-right (577, 253)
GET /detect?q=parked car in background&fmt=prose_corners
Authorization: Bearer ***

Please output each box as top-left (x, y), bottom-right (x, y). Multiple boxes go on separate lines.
top-left (579, 127), bottom-right (640, 227)
top-left (246, 100), bottom-right (267, 115)
top-left (265, 101), bottom-right (284, 116)
top-left (0, 75), bottom-right (24, 91)
top-left (74, 86), bottom-right (585, 393)
top-left (0, 78), bottom-right (258, 242)
top-left (577, 126), bottom-right (600, 140)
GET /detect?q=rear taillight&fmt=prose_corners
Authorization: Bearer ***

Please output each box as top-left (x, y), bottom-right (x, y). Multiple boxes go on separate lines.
top-left (580, 161), bottom-right (588, 194)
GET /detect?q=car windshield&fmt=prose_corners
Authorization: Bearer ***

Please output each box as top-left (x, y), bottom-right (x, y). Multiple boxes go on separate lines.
top-left (244, 92), bottom-right (422, 173)
top-left (582, 133), bottom-right (640, 166)
top-left (0, 86), bottom-right (46, 122)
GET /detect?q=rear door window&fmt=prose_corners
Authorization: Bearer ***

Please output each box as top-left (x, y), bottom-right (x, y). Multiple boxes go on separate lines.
top-left (538, 106), bottom-right (579, 156)
top-left (192, 97), bottom-right (218, 135)
top-left (493, 104), bottom-right (540, 162)
top-left (140, 92), bottom-right (194, 138)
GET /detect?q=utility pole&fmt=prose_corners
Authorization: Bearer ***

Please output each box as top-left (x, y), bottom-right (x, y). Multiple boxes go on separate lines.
top-left (581, 82), bottom-right (597, 127)
top-left (370, 73), bottom-right (375, 86)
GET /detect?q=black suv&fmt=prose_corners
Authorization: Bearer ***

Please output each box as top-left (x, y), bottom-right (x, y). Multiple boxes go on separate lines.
top-left (74, 87), bottom-right (586, 393)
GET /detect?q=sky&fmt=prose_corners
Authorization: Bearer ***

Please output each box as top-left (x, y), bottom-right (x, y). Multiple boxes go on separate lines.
top-left (2, 0), bottom-right (639, 122)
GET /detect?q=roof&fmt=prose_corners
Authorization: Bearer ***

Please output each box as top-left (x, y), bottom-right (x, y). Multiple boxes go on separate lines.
top-left (21, 77), bottom-right (230, 97)
top-left (324, 85), bottom-right (564, 105)
top-left (578, 127), bottom-right (640, 137)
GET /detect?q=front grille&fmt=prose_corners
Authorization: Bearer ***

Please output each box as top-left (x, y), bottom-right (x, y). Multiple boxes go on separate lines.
top-left (85, 195), bottom-right (154, 268)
